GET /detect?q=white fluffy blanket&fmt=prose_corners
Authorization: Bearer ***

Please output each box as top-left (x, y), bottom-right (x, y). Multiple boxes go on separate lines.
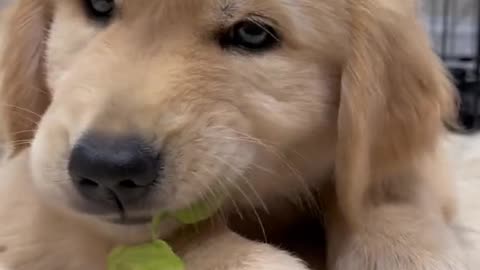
top-left (444, 133), bottom-right (480, 268)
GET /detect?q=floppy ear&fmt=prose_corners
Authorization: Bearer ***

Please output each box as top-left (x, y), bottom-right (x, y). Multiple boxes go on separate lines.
top-left (0, 0), bottom-right (52, 154)
top-left (336, 1), bottom-right (457, 227)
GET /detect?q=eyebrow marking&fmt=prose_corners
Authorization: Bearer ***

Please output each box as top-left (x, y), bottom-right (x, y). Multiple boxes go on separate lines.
top-left (218, 0), bottom-right (237, 18)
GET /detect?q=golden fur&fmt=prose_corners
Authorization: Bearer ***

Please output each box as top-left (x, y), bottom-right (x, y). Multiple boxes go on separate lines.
top-left (0, 0), bottom-right (468, 269)
top-left (0, 151), bottom-right (312, 270)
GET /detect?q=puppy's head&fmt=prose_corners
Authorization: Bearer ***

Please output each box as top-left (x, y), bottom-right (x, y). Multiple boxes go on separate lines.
top-left (1, 0), bottom-right (455, 239)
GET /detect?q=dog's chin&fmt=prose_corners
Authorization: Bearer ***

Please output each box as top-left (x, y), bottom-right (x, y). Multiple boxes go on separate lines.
top-left (67, 209), bottom-right (181, 244)
top-left (70, 203), bottom-right (155, 229)
top-left (105, 216), bottom-right (153, 226)
top-left (86, 217), bottom-right (156, 244)
top-left (79, 210), bottom-right (154, 227)
top-left (44, 196), bottom-right (180, 244)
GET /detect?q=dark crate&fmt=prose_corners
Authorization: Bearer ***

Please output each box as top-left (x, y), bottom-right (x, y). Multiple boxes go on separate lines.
top-left (424, 0), bottom-right (480, 131)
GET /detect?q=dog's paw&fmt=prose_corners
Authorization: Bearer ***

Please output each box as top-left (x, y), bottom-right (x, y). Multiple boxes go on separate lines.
top-left (330, 222), bottom-right (467, 270)
top-left (239, 244), bottom-right (311, 270)
top-left (328, 205), bottom-right (468, 270)
top-left (333, 244), bottom-right (466, 270)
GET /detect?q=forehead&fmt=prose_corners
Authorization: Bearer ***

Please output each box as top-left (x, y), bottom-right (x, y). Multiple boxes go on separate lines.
top-left (51, 0), bottom-right (320, 47)
top-left (121, 0), bottom-right (296, 19)
top-left (53, 0), bottom-right (305, 27)
top-left (50, 0), bottom-right (348, 62)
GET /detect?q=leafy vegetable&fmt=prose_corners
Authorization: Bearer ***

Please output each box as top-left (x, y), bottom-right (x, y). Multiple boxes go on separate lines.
top-left (107, 197), bottom-right (223, 270)
top-left (107, 240), bottom-right (184, 270)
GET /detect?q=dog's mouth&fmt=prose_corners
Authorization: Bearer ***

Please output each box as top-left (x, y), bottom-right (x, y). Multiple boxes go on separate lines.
top-left (71, 194), bottom-right (157, 226)
top-left (77, 207), bottom-right (155, 226)
top-left (106, 196), bottom-right (153, 225)
top-left (68, 176), bottom-right (224, 227)
top-left (106, 215), bottom-right (153, 225)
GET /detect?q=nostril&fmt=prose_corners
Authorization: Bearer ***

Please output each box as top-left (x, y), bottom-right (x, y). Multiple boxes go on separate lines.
top-left (68, 134), bottom-right (161, 205)
top-left (118, 179), bottom-right (140, 188)
top-left (78, 178), bottom-right (99, 188)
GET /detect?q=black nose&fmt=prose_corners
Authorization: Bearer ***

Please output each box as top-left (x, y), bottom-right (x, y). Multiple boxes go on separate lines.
top-left (68, 135), bottom-right (160, 207)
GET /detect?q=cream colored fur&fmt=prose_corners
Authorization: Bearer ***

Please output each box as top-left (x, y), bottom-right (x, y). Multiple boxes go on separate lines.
top-left (0, 2), bottom-right (312, 270)
top-left (443, 133), bottom-right (480, 269)
top-left (2, 134), bottom-right (480, 270)
top-left (0, 0), bottom-right (475, 270)
top-left (0, 151), bottom-right (311, 270)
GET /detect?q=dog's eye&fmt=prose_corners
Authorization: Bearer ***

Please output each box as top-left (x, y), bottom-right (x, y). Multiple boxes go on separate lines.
top-left (84, 0), bottom-right (115, 20)
top-left (220, 20), bottom-right (280, 52)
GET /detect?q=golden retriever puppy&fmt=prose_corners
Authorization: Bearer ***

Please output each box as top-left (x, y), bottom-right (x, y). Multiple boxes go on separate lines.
top-left (0, 150), bottom-right (312, 270)
top-left (0, 0), bottom-right (466, 269)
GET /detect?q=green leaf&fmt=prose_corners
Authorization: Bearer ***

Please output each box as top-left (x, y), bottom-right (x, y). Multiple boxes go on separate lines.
top-left (170, 197), bottom-right (223, 225)
top-left (107, 197), bottom-right (224, 270)
top-left (107, 240), bottom-right (185, 270)
top-left (150, 212), bottom-right (167, 240)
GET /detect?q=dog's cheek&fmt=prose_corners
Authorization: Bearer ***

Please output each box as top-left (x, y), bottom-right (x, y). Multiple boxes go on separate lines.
top-left (227, 56), bottom-right (337, 147)
top-left (30, 112), bottom-right (74, 206)
top-left (160, 114), bottom-right (256, 210)
top-left (241, 82), bottom-right (335, 147)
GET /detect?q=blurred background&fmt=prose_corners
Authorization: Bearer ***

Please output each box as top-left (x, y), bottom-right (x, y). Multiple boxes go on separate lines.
top-left (0, 0), bottom-right (8, 8)
top-left (421, 0), bottom-right (480, 132)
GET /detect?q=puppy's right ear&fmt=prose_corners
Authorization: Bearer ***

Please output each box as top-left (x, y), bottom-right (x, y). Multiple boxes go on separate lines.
top-left (335, 0), bottom-right (457, 228)
top-left (0, 0), bottom-right (52, 154)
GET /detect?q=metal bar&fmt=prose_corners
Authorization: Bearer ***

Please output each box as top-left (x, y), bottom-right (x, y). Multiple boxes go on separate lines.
top-left (476, 0), bottom-right (480, 79)
top-left (473, 0), bottom-right (480, 129)
top-left (472, 85), bottom-right (480, 128)
top-left (441, 0), bottom-right (450, 60)
top-left (430, 0), bottom-right (437, 50)
top-left (449, 0), bottom-right (457, 56)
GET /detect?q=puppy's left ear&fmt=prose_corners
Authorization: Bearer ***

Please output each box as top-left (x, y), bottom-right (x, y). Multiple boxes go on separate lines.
top-left (335, 0), bottom-right (457, 227)
top-left (0, 0), bottom-right (53, 154)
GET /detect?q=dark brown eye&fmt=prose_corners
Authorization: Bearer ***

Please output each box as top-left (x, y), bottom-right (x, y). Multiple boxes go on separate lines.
top-left (84, 0), bottom-right (115, 20)
top-left (220, 20), bottom-right (280, 52)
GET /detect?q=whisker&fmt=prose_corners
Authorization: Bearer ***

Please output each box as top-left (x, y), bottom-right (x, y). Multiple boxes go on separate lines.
top-left (193, 166), bottom-right (244, 220)
top-left (191, 172), bottom-right (228, 228)
top-left (4, 112), bottom-right (40, 127)
top-left (207, 153), bottom-right (269, 215)
top-left (9, 129), bottom-right (38, 136)
top-left (9, 141), bottom-right (33, 147)
top-left (247, 17), bottom-right (281, 42)
top-left (223, 174), bottom-right (268, 242)
top-left (0, 103), bottom-right (43, 119)
top-left (193, 152), bottom-right (265, 235)
top-left (205, 128), bottom-right (321, 214)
